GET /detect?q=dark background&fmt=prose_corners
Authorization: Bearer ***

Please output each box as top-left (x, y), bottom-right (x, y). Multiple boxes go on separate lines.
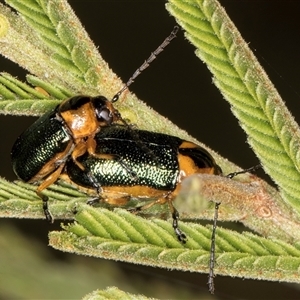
top-left (1, 0), bottom-right (300, 299)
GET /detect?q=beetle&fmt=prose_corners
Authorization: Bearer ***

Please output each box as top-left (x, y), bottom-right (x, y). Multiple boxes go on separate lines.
top-left (11, 95), bottom-right (122, 221)
top-left (11, 26), bottom-right (179, 222)
top-left (63, 124), bottom-right (222, 242)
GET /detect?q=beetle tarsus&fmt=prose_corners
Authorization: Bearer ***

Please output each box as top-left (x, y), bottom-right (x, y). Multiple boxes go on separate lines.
top-left (40, 194), bottom-right (53, 223)
top-left (86, 196), bottom-right (102, 206)
top-left (86, 171), bottom-right (103, 194)
top-left (172, 210), bottom-right (187, 243)
top-left (127, 206), bottom-right (141, 214)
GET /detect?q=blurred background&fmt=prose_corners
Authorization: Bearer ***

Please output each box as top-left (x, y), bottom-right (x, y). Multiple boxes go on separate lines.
top-left (1, 0), bottom-right (300, 299)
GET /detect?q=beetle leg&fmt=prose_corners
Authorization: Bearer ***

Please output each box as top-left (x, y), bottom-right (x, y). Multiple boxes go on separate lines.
top-left (86, 136), bottom-right (97, 156)
top-left (71, 137), bottom-right (137, 180)
top-left (86, 196), bottom-right (102, 206)
top-left (71, 136), bottom-right (102, 171)
top-left (36, 163), bottom-right (65, 222)
top-left (84, 171), bottom-right (132, 206)
top-left (167, 200), bottom-right (187, 243)
top-left (84, 171), bottom-right (103, 194)
top-left (128, 194), bottom-right (187, 243)
top-left (71, 140), bottom-right (88, 171)
top-left (171, 210), bottom-right (187, 243)
top-left (128, 197), bottom-right (167, 213)
top-left (40, 194), bottom-right (53, 223)
top-left (87, 195), bottom-right (131, 206)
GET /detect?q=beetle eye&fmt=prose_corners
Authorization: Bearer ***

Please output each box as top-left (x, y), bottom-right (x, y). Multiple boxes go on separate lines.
top-left (92, 96), bottom-right (113, 124)
top-left (96, 108), bottom-right (113, 124)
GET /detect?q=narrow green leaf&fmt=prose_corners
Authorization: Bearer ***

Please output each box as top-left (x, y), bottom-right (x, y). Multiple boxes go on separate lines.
top-left (0, 76), bottom-right (31, 98)
top-left (0, 1), bottom-right (93, 94)
top-left (0, 177), bottom-right (87, 219)
top-left (11, 1), bottom-right (53, 28)
top-left (0, 83), bottom-right (16, 99)
top-left (26, 75), bottom-right (73, 99)
top-left (49, 205), bottom-right (300, 283)
top-left (0, 73), bottom-right (49, 99)
top-left (6, 0), bottom-right (72, 58)
top-left (0, 99), bottom-right (60, 115)
top-left (4, 0), bottom-right (111, 94)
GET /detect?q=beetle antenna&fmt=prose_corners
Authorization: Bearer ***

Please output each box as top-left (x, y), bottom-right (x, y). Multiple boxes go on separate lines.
top-left (111, 27), bottom-right (180, 165)
top-left (226, 164), bottom-right (261, 179)
top-left (208, 202), bottom-right (220, 294)
top-left (208, 163), bottom-right (261, 294)
top-left (111, 25), bottom-right (179, 103)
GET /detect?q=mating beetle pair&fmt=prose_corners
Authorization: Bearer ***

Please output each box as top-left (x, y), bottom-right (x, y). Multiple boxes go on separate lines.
top-left (11, 25), bottom-right (223, 241)
top-left (11, 105), bottom-right (222, 242)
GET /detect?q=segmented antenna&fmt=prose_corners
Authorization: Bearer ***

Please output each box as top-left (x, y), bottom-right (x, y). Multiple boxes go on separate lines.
top-left (208, 202), bottom-right (220, 294)
top-left (226, 164), bottom-right (261, 179)
top-left (111, 26), bottom-right (179, 103)
top-left (208, 164), bottom-right (261, 294)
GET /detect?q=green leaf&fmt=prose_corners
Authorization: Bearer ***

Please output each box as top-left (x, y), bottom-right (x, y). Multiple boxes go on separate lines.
top-left (0, 73), bottom-right (70, 115)
top-left (0, 0), bottom-right (101, 94)
top-left (0, 177), bottom-right (87, 219)
top-left (166, 0), bottom-right (300, 214)
top-left (49, 205), bottom-right (300, 283)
